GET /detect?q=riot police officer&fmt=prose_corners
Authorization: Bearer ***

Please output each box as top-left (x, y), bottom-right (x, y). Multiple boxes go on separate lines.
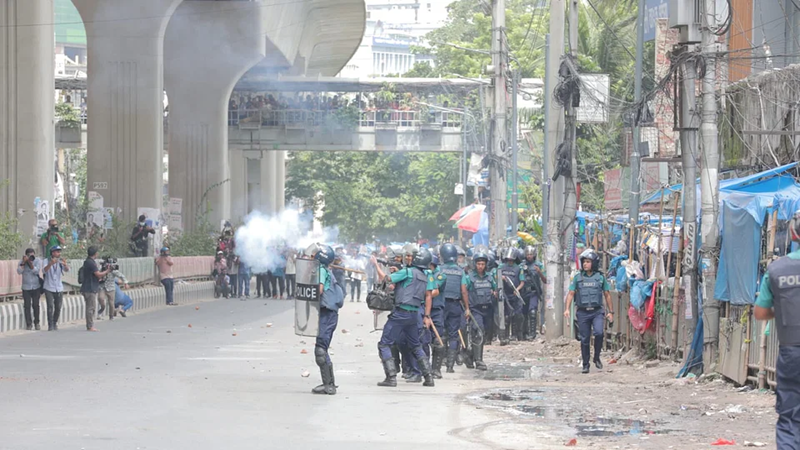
top-left (375, 248), bottom-right (435, 387)
top-left (755, 210), bottom-right (800, 448)
top-left (498, 248), bottom-right (525, 344)
top-left (312, 245), bottom-right (345, 395)
top-left (439, 243), bottom-right (470, 373)
top-left (426, 254), bottom-right (447, 378)
top-left (465, 252), bottom-right (497, 371)
top-left (522, 246), bottom-right (546, 340)
top-left (564, 250), bottom-right (613, 374)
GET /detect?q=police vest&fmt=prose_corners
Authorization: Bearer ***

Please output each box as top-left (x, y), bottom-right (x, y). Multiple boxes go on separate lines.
top-left (767, 257), bottom-right (800, 346)
top-left (468, 272), bottom-right (493, 306)
top-left (523, 263), bottom-right (543, 295)
top-left (500, 264), bottom-right (521, 296)
top-left (441, 264), bottom-right (464, 300)
top-left (395, 267), bottom-right (428, 308)
top-left (575, 272), bottom-right (604, 309)
top-left (430, 269), bottom-right (445, 309)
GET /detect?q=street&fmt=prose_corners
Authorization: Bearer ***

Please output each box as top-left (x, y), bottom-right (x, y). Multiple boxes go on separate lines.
top-left (0, 292), bottom-right (779, 450)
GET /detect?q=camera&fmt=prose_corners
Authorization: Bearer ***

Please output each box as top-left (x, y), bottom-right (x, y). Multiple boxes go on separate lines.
top-left (50, 225), bottom-right (59, 232)
top-left (102, 257), bottom-right (119, 271)
top-left (28, 255), bottom-right (36, 262)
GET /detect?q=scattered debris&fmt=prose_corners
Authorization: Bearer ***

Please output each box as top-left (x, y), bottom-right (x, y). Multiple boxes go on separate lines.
top-left (301, 349), bottom-right (308, 354)
top-left (266, 323), bottom-right (273, 328)
top-left (744, 442), bottom-right (767, 447)
top-left (711, 439), bottom-right (736, 446)
top-left (645, 360), bottom-right (660, 368)
top-left (195, 306), bottom-right (200, 310)
top-left (301, 371), bottom-right (310, 378)
top-left (232, 333), bottom-right (238, 336)
top-left (187, 324), bottom-right (192, 328)
top-left (565, 438), bottom-right (577, 446)
top-left (341, 329), bottom-right (350, 334)
top-left (166, 330), bottom-right (172, 334)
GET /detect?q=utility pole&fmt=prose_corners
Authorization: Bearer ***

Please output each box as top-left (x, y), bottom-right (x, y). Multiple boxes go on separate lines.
top-left (511, 70), bottom-right (519, 234)
top-left (544, 0), bottom-right (565, 340)
top-left (542, 33), bottom-right (550, 241)
top-left (700, 0), bottom-right (720, 371)
top-left (629, 0), bottom-right (646, 236)
top-left (679, 48), bottom-right (699, 346)
top-left (490, 0), bottom-right (508, 242)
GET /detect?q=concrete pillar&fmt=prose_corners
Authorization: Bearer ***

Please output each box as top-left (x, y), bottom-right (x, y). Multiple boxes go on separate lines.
top-left (275, 151), bottom-right (286, 212)
top-left (260, 153), bottom-right (276, 215)
top-left (0, 0), bottom-right (55, 247)
top-left (164, 1), bottom-right (266, 231)
top-left (71, 0), bottom-right (182, 221)
top-left (228, 149), bottom-right (247, 223)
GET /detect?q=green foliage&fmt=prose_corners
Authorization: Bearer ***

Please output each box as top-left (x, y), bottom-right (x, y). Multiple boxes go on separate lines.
top-left (328, 105), bottom-right (361, 129)
top-left (286, 151), bottom-right (461, 242)
top-left (0, 212), bottom-right (23, 260)
top-left (55, 102), bottom-right (80, 128)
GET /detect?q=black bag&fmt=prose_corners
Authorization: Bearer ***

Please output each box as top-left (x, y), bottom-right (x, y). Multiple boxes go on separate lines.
top-left (77, 266), bottom-right (85, 284)
top-left (366, 280), bottom-right (394, 312)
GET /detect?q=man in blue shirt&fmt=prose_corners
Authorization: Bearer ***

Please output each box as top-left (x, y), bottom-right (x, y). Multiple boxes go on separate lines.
top-left (17, 248), bottom-right (44, 330)
top-left (375, 248), bottom-right (435, 387)
top-left (81, 246), bottom-right (112, 332)
top-left (42, 246), bottom-right (69, 331)
top-left (755, 210), bottom-right (800, 449)
top-left (312, 245), bottom-right (344, 396)
top-left (564, 250), bottom-right (613, 374)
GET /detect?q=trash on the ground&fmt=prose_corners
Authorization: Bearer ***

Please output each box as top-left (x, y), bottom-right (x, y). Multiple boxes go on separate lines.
top-left (744, 442), bottom-right (767, 447)
top-left (266, 323), bottom-right (273, 328)
top-left (341, 329), bottom-right (350, 334)
top-left (300, 340), bottom-right (306, 344)
top-left (711, 438), bottom-right (736, 446)
top-left (355, 342), bottom-right (364, 347)
top-left (195, 306), bottom-right (200, 310)
top-left (187, 324), bottom-right (192, 328)
top-left (565, 438), bottom-right (577, 446)
top-left (166, 330), bottom-right (172, 333)
top-left (232, 333), bottom-right (238, 336)
top-left (301, 349), bottom-right (308, 354)
top-left (301, 371), bottom-right (310, 377)
top-left (724, 404), bottom-right (747, 414)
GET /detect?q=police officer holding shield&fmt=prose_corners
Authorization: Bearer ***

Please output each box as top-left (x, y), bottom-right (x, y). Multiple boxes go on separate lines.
top-left (375, 248), bottom-right (435, 388)
top-left (439, 244), bottom-right (470, 373)
top-left (564, 250), bottom-right (613, 374)
top-left (755, 210), bottom-right (800, 448)
top-left (312, 245), bottom-right (344, 395)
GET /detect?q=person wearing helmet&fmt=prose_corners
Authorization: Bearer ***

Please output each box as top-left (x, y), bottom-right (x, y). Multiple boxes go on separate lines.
top-left (312, 245), bottom-right (344, 396)
top-left (564, 249), bottom-right (613, 374)
top-left (521, 246), bottom-right (546, 340)
top-left (374, 247), bottom-right (435, 387)
top-left (424, 253), bottom-right (447, 378)
top-left (439, 243), bottom-right (470, 373)
top-left (464, 252), bottom-right (497, 371)
top-left (454, 245), bottom-right (467, 271)
top-left (755, 210), bottom-right (800, 448)
top-left (498, 248), bottom-right (526, 345)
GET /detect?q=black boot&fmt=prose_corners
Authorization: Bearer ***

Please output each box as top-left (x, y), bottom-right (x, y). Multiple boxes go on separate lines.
top-left (406, 373), bottom-right (422, 383)
top-left (417, 355), bottom-right (435, 387)
top-left (391, 346), bottom-right (402, 374)
top-left (431, 344), bottom-right (445, 379)
top-left (499, 325), bottom-right (509, 346)
top-left (378, 358), bottom-right (398, 387)
top-left (474, 343), bottom-right (487, 371)
top-left (513, 316), bottom-right (525, 342)
top-left (445, 347), bottom-right (456, 373)
top-left (462, 346), bottom-right (474, 369)
top-left (312, 363), bottom-right (336, 395)
top-left (594, 334), bottom-right (604, 369)
top-left (527, 311), bottom-right (538, 340)
top-left (582, 365), bottom-right (590, 374)
top-left (581, 340), bottom-right (591, 373)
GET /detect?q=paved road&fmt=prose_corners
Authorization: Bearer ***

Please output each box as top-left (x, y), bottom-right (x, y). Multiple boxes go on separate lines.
top-left (0, 295), bottom-right (498, 450)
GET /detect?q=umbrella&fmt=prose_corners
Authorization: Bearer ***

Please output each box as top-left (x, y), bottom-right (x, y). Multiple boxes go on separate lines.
top-left (449, 204), bottom-right (484, 221)
top-left (454, 206), bottom-right (487, 233)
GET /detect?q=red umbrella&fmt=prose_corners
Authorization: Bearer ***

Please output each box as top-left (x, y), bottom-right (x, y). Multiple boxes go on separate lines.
top-left (449, 204), bottom-right (483, 221)
top-left (453, 205), bottom-right (486, 233)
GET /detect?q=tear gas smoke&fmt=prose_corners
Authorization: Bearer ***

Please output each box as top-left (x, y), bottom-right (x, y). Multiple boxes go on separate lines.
top-left (235, 209), bottom-right (339, 274)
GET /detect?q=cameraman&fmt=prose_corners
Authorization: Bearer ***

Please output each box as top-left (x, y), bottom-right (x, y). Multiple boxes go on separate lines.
top-left (130, 215), bottom-right (155, 257)
top-left (81, 246), bottom-right (112, 331)
top-left (155, 247), bottom-right (175, 305)
top-left (98, 256), bottom-right (129, 320)
top-left (17, 248), bottom-right (44, 330)
top-left (40, 219), bottom-right (66, 257)
top-left (43, 245), bottom-right (69, 331)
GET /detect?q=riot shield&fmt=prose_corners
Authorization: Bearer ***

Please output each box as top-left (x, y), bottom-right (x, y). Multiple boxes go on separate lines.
top-left (294, 258), bottom-right (320, 337)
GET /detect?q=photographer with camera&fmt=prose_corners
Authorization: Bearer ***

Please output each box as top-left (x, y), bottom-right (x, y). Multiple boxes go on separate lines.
top-left (43, 246), bottom-right (69, 331)
top-left (155, 247), bottom-right (175, 305)
top-left (81, 246), bottom-right (112, 331)
top-left (40, 219), bottom-right (66, 257)
top-left (130, 215), bottom-right (155, 257)
top-left (17, 248), bottom-right (44, 330)
top-left (98, 256), bottom-right (129, 321)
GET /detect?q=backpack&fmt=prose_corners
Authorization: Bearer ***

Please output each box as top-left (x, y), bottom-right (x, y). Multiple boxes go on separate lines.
top-left (78, 266), bottom-right (85, 284)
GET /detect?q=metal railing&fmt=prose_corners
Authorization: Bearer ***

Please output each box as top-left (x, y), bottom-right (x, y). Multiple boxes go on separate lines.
top-left (228, 107), bottom-right (463, 129)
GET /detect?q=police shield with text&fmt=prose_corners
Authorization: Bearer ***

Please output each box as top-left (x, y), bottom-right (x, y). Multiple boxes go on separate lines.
top-left (375, 248), bottom-right (436, 388)
top-left (755, 210), bottom-right (800, 448)
top-left (465, 252), bottom-right (496, 371)
top-left (439, 243), bottom-right (470, 373)
top-left (312, 245), bottom-right (344, 395)
top-left (564, 250), bottom-right (613, 374)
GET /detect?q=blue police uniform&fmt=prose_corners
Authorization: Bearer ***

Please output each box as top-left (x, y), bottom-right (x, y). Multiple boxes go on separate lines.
top-left (465, 269), bottom-right (497, 370)
top-left (440, 262), bottom-right (468, 372)
top-left (377, 266), bottom-right (435, 387)
top-left (756, 249), bottom-right (800, 448)
top-left (523, 259), bottom-right (545, 339)
top-left (499, 261), bottom-right (525, 342)
top-left (313, 265), bottom-right (344, 395)
top-left (569, 270), bottom-right (610, 370)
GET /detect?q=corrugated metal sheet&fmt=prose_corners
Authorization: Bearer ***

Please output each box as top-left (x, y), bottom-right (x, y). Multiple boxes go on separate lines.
top-left (729, 0), bottom-right (754, 82)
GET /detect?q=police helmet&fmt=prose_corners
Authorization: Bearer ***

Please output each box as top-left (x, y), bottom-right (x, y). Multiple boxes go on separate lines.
top-left (472, 251), bottom-right (489, 264)
top-left (454, 245), bottom-right (466, 257)
top-left (385, 247), bottom-right (398, 260)
top-left (502, 247), bottom-right (517, 262)
top-left (487, 252), bottom-right (498, 270)
top-left (791, 210), bottom-right (800, 242)
top-left (440, 243), bottom-right (458, 263)
top-left (524, 245), bottom-right (537, 259)
top-left (412, 248), bottom-right (432, 269)
top-left (403, 243), bottom-right (419, 257)
top-left (431, 254), bottom-right (440, 266)
top-left (579, 249), bottom-right (600, 271)
top-left (315, 245), bottom-right (336, 266)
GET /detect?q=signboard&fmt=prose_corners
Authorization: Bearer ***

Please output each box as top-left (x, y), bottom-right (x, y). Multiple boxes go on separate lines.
top-left (577, 74), bottom-right (610, 123)
top-left (372, 37), bottom-right (412, 48)
top-left (644, 0), bottom-right (669, 42)
top-left (294, 258), bottom-right (321, 337)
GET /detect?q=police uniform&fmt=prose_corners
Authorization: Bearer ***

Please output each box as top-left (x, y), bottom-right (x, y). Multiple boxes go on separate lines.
top-left (441, 262), bottom-right (468, 372)
top-left (569, 270), bottom-right (610, 371)
top-left (522, 258), bottom-right (545, 340)
top-left (377, 266), bottom-right (435, 387)
top-left (756, 248), bottom-right (800, 448)
top-left (499, 261), bottom-right (525, 343)
top-left (313, 260), bottom-right (344, 395)
top-left (465, 269), bottom-right (497, 371)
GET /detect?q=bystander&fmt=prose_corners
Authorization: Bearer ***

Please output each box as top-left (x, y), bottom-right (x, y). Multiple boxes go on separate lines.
top-left (130, 215), bottom-right (155, 257)
top-left (80, 246), bottom-right (111, 332)
top-left (98, 257), bottom-right (128, 321)
top-left (42, 246), bottom-right (68, 331)
top-left (155, 247), bottom-right (176, 305)
top-left (285, 249), bottom-right (297, 299)
top-left (238, 259), bottom-right (251, 299)
top-left (17, 248), bottom-right (43, 330)
top-left (40, 219), bottom-right (66, 257)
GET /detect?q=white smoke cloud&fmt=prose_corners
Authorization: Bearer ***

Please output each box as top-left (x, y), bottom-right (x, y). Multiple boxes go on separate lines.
top-left (234, 209), bottom-right (339, 274)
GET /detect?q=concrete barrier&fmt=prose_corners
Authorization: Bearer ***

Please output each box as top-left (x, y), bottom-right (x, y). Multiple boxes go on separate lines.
top-left (0, 281), bottom-right (214, 333)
